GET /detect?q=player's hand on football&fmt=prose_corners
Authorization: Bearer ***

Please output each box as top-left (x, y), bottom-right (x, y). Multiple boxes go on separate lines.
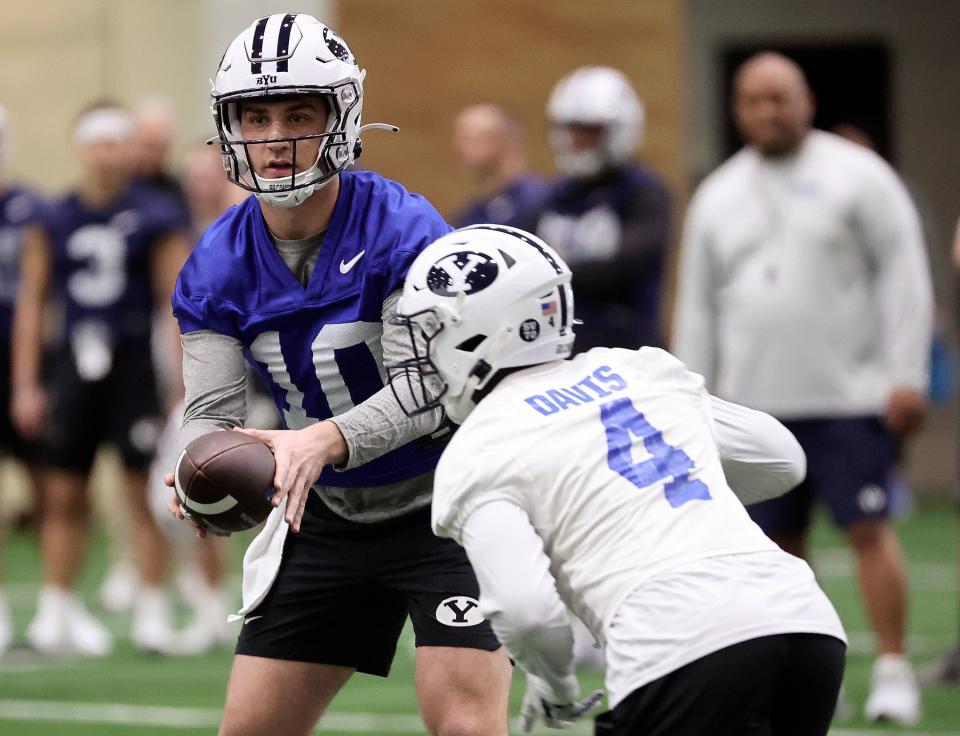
top-left (234, 422), bottom-right (347, 533)
top-left (519, 675), bottom-right (604, 732)
top-left (11, 383), bottom-right (47, 440)
top-left (886, 387), bottom-right (927, 436)
top-left (163, 472), bottom-right (209, 539)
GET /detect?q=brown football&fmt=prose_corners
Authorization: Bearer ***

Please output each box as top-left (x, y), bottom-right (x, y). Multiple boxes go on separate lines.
top-left (174, 431), bottom-right (276, 534)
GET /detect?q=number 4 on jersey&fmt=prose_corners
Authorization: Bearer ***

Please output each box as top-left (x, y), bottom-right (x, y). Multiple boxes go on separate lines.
top-left (600, 397), bottom-right (711, 508)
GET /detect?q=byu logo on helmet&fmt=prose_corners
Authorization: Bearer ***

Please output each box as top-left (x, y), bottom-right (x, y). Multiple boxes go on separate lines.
top-left (427, 251), bottom-right (499, 297)
top-left (435, 596), bottom-right (485, 627)
top-left (323, 26), bottom-right (355, 63)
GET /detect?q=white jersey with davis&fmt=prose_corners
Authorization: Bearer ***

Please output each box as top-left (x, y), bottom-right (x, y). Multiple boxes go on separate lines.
top-left (433, 346), bottom-right (779, 634)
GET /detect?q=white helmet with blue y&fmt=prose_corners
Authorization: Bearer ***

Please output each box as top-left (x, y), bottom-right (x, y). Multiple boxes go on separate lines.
top-left (388, 225), bottom-right (576, 424)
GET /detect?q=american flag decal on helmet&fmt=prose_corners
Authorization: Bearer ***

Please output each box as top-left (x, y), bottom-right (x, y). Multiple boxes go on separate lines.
top-left (541, 300), bottom-right (558, 316)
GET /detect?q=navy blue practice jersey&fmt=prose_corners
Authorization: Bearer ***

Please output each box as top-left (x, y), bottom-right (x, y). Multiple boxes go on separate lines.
top-left (173, 170), bottom-right (453, 488)
top-left (524, 164), bottom-right (671, 351)
top-left (44, 182), bottom-right (186, 346)
top-left (453, 174), bottom-right (549, 230)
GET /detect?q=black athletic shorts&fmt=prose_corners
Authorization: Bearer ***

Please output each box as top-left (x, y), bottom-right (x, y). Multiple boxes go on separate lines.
top-left (236, 493), bottom-right (502, 676)
top-left (45, 341), bottom-right (161, 473)
top-left (594, 634), bottom-right (846, 736)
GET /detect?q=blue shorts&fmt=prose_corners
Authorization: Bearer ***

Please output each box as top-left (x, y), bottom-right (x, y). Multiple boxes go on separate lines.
top-left (747, 416), bottom-right (895, 533)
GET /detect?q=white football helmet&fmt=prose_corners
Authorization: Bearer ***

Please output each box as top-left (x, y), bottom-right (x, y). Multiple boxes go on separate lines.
top-left (547, 66), bottom-right (644, 178)
top-left (388, 225), bottom-right (575, 424)
top-left (212, 14), bottom-right (392, 208)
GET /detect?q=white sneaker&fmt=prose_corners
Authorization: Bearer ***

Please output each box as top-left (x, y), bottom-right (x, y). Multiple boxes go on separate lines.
top-left (865, 654), bottom-right (921, 725)
top-left (99, 560), bottom-right (139, 614)
top-left (26, 586), bottom-right (73, 655)
top-left (0, 591), bottom-right (13, 655)
top-left (171, 587), bottom-right (233, 655)
top-left (131, 587), bottom-right (175, 653)
top-left (174, 564), bottom-right (206, 606)
top-left (66, 596), bottom-right (113, 657)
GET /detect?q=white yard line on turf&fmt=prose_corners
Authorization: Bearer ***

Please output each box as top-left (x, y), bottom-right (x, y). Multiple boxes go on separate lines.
top-left (0, 700), bottom-right (595, 734)
top-left (813, 549), bottom-right (957, 592)
top-left (0, 701), bottom-right (956, 736)
top-left (0, 700), bottom-right (221, 729)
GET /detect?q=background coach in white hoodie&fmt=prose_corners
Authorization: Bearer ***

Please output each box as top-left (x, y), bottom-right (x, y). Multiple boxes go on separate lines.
top-left (673, 52), bottom-right (933, 725)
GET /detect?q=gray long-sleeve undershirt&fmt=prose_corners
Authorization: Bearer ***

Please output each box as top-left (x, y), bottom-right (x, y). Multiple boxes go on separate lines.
top-left (179, 234), bottom-right (443, 523)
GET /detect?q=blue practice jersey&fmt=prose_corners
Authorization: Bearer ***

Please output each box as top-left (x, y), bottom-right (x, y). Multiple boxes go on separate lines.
top-left (0, 186), bottom-right (46, 346)
top-left (173, 170), bottom-right (453, 488)
top-left (44, 182), bottom-right (186, 346)
top-left (453, 174), bottom-right (549, 229)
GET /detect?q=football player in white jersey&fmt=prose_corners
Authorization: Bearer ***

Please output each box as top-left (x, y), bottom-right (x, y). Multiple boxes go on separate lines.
top-left (387, 225), bottom-right (847, 735)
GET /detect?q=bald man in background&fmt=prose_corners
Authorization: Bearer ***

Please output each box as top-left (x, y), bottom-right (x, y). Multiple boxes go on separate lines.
top-left (673, 52), bottom-right (933, 725)
top-left (451, 103), bottom-right (547, 228)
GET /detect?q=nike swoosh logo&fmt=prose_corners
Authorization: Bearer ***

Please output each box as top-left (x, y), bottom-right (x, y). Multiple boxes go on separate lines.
top-left (339, 250), bottom-right (366, 274)
top-left (244, 615), bottom-right (264, 624)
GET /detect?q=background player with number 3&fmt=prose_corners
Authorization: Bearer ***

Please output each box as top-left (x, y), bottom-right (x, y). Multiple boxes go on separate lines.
top-left (166, 14), bottom-right (510, 736)
top-left (13, 101), bottom-right (189, 656)
top-left (389, 225), bottom-right (847, 735)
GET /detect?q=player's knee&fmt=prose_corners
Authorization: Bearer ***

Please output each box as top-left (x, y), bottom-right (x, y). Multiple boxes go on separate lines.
top-left (845, 517), bottom-right (889, 550)
top-left (44, 488), bottom-right (87, 517)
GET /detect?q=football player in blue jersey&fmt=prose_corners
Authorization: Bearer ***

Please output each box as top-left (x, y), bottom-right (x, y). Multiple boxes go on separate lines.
top-left (12, 101), bottom-right (190, 656)
top-left (165, 14), bottom-right (510, 736)
top-left (519, 66), bottom-right (672, 353)
top-left (0, 102), bottom-right (48, 656)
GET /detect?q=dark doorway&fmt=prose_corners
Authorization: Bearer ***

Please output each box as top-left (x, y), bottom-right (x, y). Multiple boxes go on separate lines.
top-left (722, 42), bottom-right (892, 161)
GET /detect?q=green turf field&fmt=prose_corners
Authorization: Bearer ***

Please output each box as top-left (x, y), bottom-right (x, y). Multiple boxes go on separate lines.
top-left (1, 502), bottom-right (957, 735)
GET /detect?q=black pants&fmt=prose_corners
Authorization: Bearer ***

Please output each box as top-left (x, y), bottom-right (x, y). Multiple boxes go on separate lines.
top-left (595, 634), bottom-right (846, 736)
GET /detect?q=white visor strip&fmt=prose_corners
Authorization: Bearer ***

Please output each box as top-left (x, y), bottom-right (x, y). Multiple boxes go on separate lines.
top-left (73, 108), bottom-right (134, 144)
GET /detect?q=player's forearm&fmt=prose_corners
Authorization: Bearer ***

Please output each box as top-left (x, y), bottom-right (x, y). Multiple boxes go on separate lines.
top-left (330, 289), bottom-right (442, 470)
top-left (877, 248), bottom-right (933, 392)
top-left (489, 614), bottom-right (579, 703)
top-left (179, 330), bottom-right (248, 451)
top-left (12, 226), bottom-right (49, 388)
top-left (329, 383), bottom-right (440, 470)
top-left (460, 502), bottom-right (580, 703)
top-left (11, 295), bottom-right (44, 388)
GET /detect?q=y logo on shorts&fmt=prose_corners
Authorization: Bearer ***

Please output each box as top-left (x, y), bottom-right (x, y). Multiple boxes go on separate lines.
top-left (436, 596), bottom-right (484, 627)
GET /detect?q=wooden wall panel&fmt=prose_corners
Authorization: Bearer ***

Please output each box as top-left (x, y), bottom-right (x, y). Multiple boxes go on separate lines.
top-left (340, 0), bottom-right (685, 218)
top-left (0, 1), bottom-right (108, 189)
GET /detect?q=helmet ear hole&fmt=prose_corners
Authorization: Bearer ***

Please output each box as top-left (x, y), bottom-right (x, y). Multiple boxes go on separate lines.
top-left (455, 334), bottom-right (487, 352)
